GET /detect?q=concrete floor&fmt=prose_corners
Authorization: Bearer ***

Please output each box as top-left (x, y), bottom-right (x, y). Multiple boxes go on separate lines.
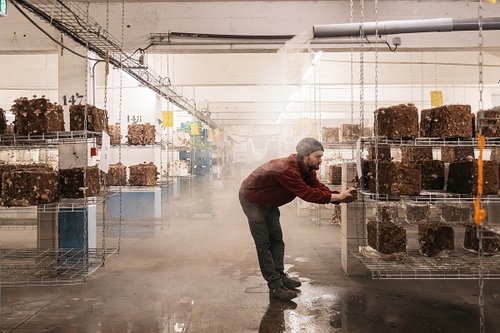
top-left (2, 177), bottom-right (500, 333)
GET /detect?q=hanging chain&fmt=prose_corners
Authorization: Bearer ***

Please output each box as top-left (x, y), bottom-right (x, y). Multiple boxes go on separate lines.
top-left (410, 52), bottom-right (414, 103)
top-left (359, 0), bottom-right (365, 129)
top-left (420, 49), bottom-right (424, 110)
top-left (44, 54), bottom-right (49, 99)
top-left (117, 0), bottom-right (125, 253)
top-left (160, 55), bottom-right (164, 182)
top-left (434, 52), bottom-right (438, 91)
top-left (166, 54), bottom-right (171, 178)
top-left (101, 0), bottom-right (110, 257)
top-left (370, 0), bottom-right (382, 256)
top-left (478, 7), bottom-right (484, 114)
top-left (317, 58), bottom-right (322, 139)
top-left (350, 0), bottom-right (354, 123)
top-left (477, 1), bottom-right (485, 333)
top-left (83, 0), bottom-right (90, 261)
top-left (373, 0), bottom-right (379, 138)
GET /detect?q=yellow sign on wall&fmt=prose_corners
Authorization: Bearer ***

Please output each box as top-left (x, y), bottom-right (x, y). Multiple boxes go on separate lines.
top-left (213, 128), bottom-right (221, 145)
top-left (162, 111), bottom-right (174, 128)
top-left (191, 122), bottom-right (200, 135)
top-left (430, 90), bottom-right (443, 107)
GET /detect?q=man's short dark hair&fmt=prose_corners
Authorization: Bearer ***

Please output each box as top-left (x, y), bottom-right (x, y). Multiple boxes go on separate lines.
top-left (296, 138), bottom-right (324, 158)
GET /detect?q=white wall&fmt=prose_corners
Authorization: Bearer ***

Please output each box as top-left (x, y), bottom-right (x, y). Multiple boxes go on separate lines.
top-left (0, 54), bottom-right (58, 110)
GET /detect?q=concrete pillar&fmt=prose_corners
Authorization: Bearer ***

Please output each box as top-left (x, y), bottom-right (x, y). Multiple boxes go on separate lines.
top-left (340, 162), bottom-right (369, 276)
top-left (37, 207), bottom-right (58, 249)
top-left (58, 41), bottom-right (88, 131)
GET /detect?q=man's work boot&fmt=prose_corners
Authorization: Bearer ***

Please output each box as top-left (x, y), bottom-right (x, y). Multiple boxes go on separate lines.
top-left (269, 284), bottom-right (298, 301)
top-left (281, 272), bottom-right (302, 289)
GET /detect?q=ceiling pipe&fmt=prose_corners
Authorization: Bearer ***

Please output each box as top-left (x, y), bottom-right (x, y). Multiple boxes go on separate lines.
top-left (313, 17), bottom-right (500, 38)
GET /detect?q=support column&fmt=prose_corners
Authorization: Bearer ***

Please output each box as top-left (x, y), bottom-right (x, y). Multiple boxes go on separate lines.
top-left (340, 162), bottom-right (369, 276)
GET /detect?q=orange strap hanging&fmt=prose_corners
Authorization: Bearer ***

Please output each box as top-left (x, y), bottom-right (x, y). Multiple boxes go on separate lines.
top-left (474, 133), bottom-right (486, 226)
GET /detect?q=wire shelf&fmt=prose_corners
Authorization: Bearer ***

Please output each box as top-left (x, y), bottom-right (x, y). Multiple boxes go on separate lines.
top-left (351, 248), bottom-right (500, 279)
top-left (0, 247), bottom-right (118, 287)
top-left (0, 131), bottom-right (102, 147)
top-left (361, 136), bottom-right (500, 147)
top-left (323, 142), bottom-right (359, 149)
top-left (359, 190), bottom-right (500, 203)
top-left (0, 191), bottom-right (119, 213)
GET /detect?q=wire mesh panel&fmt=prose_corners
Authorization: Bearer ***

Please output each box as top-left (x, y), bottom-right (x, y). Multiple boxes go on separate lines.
top-left (352, 248), bottom-right (500, 279)
top-left (0, 248), bottom-right (117, 287)
top-left (351, 191), bottom-right (500, 279)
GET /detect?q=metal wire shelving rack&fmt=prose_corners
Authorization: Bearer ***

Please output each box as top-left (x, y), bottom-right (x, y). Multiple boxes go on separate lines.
top-left (351, 135), bottom-right (500, 280)
top-left (0, 247), bottom-right (118, 287)
top-left (0, 131), bottom-right (102, 147)
top-left (0, 130), bottom-right (120, 287)
top-left (0, 192), bottom-right (121, 287)
top-left (349, 205), bottom-right (500, 280)
top-left (361, 136), bottom-right (500, 148)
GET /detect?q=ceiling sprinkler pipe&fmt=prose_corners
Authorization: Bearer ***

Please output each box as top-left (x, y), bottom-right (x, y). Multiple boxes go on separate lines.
top-left (313, 17), bottom-right (500, 38)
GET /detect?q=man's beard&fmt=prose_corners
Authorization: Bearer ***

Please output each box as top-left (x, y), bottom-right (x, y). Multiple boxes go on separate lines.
top-left (306, 161), bottom-right (320, 170)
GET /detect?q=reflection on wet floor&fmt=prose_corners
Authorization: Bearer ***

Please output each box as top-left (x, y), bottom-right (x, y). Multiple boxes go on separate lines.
top-left (264, 281), bottom-right (345, 333)
top-left (249, 276), bottom-right (487, 333)
top-left (259, 299), bottom-right (298, 333)
top-left (172, 298), bottom-right (195, 333)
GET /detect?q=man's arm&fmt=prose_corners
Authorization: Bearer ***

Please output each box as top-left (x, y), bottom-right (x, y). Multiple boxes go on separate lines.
top-left (276, 170), bottom-right (333, 204)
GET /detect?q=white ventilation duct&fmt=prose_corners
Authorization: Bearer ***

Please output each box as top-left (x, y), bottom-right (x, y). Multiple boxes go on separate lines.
top-left (313, 17), bottom-right (500, 38)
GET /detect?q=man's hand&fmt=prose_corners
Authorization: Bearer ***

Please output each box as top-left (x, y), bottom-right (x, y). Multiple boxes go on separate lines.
top-left (331, 187), bottom-right (357, 204)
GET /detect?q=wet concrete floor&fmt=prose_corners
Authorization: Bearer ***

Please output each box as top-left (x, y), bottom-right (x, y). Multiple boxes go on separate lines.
top-left (2, 178), bottom-right (500, 332)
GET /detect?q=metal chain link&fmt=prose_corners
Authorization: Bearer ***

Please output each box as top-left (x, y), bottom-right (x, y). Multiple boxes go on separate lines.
top-left (44, 54), bottom-right (49, 99)
top-left (117, 0), bottom-right (125, 252)
top-left (105, 0), bottom-right (111, 50)
top-left (374, 0), bottom-right (379, 136)
top-left (84, 0), bottom-right (90, 266)
top-left (434, 52), bottom-right (438, 91)
top-left (420, 50), bottom-right (424, 110)
top-left (410, 52), bottom-right (414, 103)
top-left (160, 55), bottom-right (164, 181)
top-left (350, 0), bottom-right (354, 123)
top-left (101, 0), bottom-right (110, 256)
top-left (317, 58), bottom-right (322, 139)
top-left (477, 2), bottom-right (485, 332)
top-left (359, 0), bottom-right (365, 129)
top-left (370, 0), bottom-right (381, 255)
top-left (166, 55), bottom-right (172, 178)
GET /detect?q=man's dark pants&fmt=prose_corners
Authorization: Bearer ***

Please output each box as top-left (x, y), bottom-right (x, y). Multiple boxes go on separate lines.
top-left (239, 192), bottom-right (284, 289)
